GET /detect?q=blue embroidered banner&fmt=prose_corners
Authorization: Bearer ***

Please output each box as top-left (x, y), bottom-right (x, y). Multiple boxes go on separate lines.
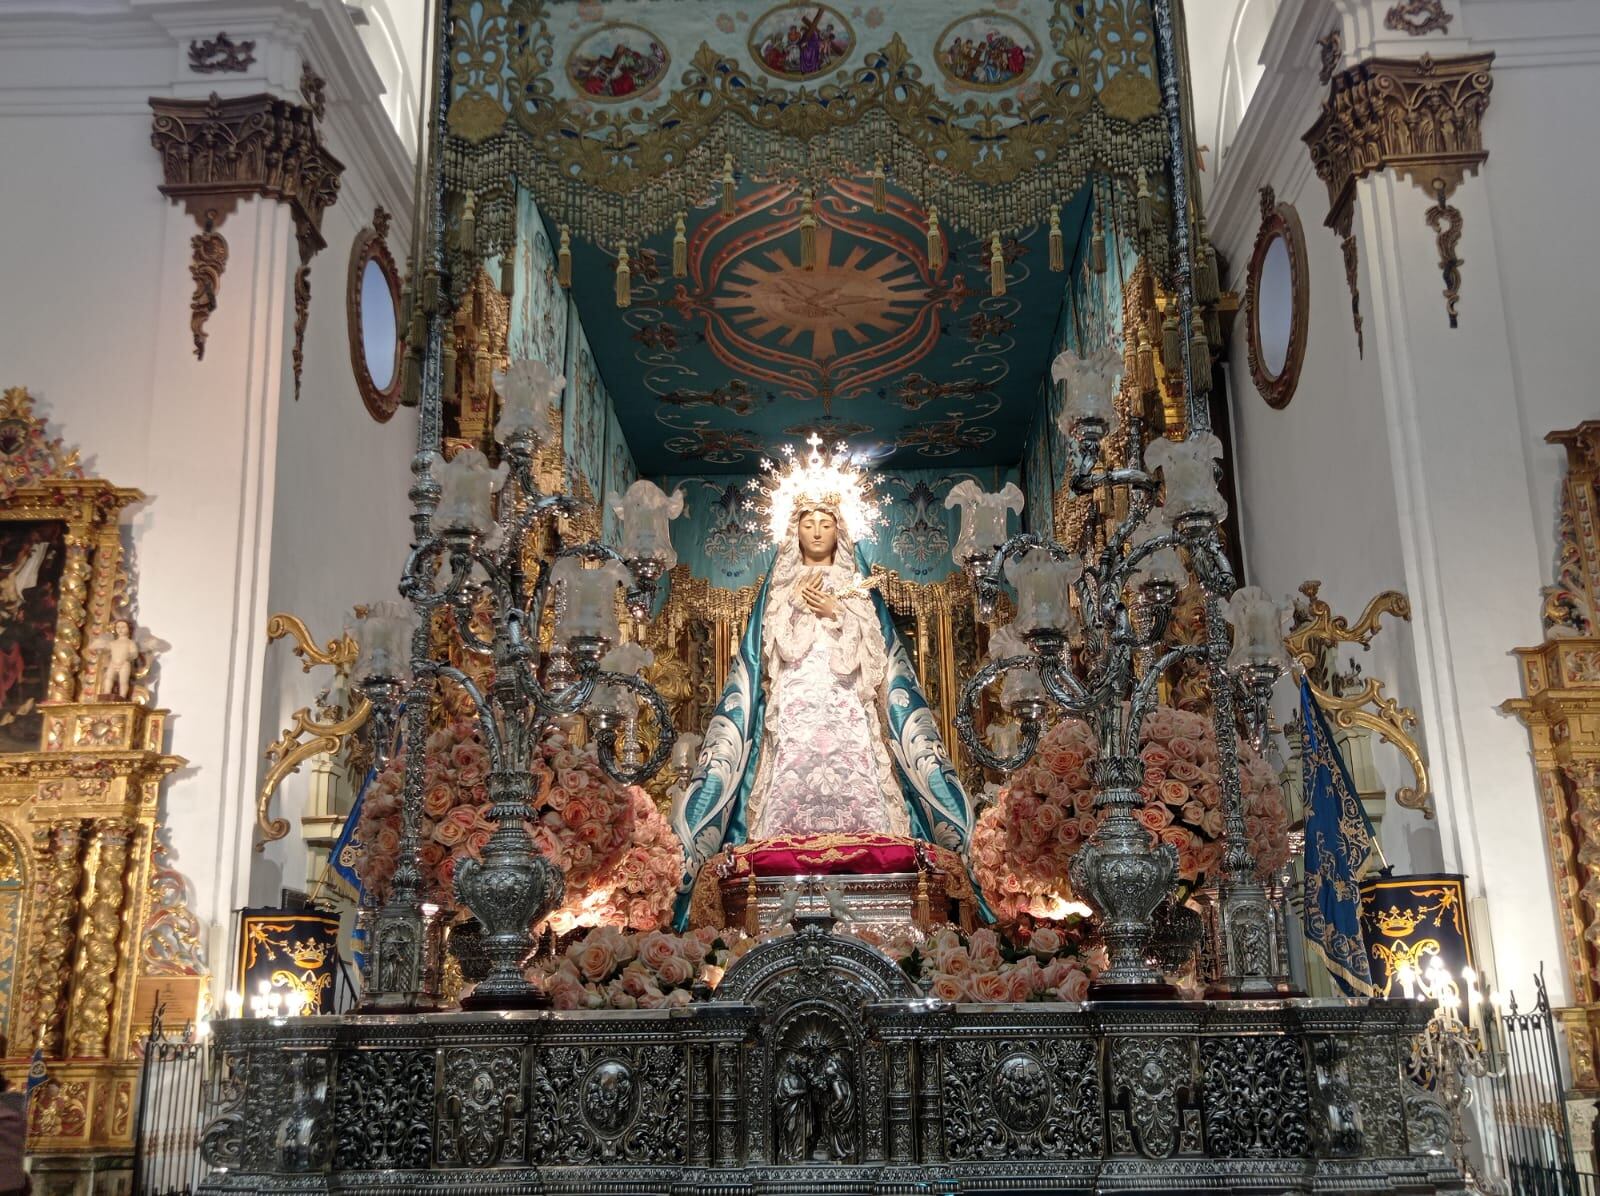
top-left (1300, 676), bottom-right (1379, 995)
top-left (329, 768), bottom-right (377, 903)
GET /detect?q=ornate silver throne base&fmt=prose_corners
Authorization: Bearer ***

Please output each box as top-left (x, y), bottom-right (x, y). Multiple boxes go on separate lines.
top-left (199, 920), bottom-right (1465, 1195)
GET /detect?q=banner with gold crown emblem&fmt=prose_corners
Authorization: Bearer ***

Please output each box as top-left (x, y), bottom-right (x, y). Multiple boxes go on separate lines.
top-left (234, 908), bottom-right (341, 1016)
top-left (1358, 872), bottom-right (1472, 999)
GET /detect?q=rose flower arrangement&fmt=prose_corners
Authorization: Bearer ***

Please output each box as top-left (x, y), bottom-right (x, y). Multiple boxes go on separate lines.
top-left (354, 718), bottom-right (638, 911)
top-left (546, 785), bottom-right (684, 935)
top-left (973, 705), bottom-right (1290, 928)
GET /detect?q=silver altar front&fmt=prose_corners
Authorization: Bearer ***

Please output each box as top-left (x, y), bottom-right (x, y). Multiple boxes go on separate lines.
top-left (198, 920), bottom-right (1463, 1194)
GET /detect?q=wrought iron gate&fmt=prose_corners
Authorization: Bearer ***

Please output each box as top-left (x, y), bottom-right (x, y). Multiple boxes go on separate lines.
top-left (131, 1008), bottom-right (212, 1196)
top-left (1488, 970), bottom-right (1596, 1196)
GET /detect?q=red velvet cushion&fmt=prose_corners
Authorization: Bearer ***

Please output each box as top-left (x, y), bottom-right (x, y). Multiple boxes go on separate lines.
top-left (735, 832), bottom-right (922, 877)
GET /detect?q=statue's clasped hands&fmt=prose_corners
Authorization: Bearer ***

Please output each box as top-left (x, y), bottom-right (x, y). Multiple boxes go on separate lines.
top-left (799, 576), bottom-right (838, 620)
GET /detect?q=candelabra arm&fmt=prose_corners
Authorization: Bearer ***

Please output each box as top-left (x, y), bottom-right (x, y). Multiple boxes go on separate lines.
top-left (591, 672), bottom-right (677, 783)
top-left (954, 654), bottom-right (1045, 770)
top-left (1069, 465), bottom-right (1160, 499)
top-left (421, 661), bottom-right (507, 773)
top-left (1100, 490), bottom-right (1157, 573)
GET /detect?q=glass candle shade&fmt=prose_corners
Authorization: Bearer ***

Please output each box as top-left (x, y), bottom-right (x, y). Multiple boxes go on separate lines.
top-left (352, 601), bottom-right (417, 683)
top-left (598, 641), bottom-right (653, 714)
top-left (1224, 585), bottom-right (1290, 671)
top-left (986, 720), bottom-right (1023, 759)
top-left (1005, 547), bottom-right (1084, 635)
top-left (989, 625), bottom-right (1047, 706)
top-left (553, 558), bottom-right (630, 644)
top-left (434, 448), bottom-right (508, 534)
top-left (945, 480), bottom-right (1025, 563)
top-left (1144, 432), bottom-right (1227, 521)
top-left (670, 730), bottom-right (704, 775)
top-left (1051, 344), bottom-right (1122, 429)
top-left (493, 357), bottom-right (562, 443)
top-left (1128, 508), bottom-right (1188, 591)
top-left (608, 479), bottom-right (685, 568)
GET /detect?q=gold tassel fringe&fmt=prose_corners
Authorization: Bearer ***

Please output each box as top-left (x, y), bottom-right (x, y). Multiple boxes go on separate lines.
top-left (459, 191), bottom-right (477, 254)
top-left (499, 254), bottom-right (514, 298)
top-left (927, 207), bottom-right (943, 271)
top-left (672, 212), bottom-right (687, 277)
top-left (1048, 205), bottom-right (1063, 272)
top-left (1137, 171), bottom-right (1154, 238)
top-left (1161, 309), bottom-right (1182, 372)
top-left (442, 341), bottom-right (458, 399)
top-left (799, 189), bottom-right (816, 269)
top-left (1091, 210), bottom-right (1106, 275)
top-left (557, 225), bottom-right (571, 288)
top-left (1136, 329), bottom-right (1156, 393)
top-left (616, 243), bottom-right (631, 308)
top-left (1189, 315), bottom-right (1211, 394)
top-left (872, 158), bottom-right (886, 213)
top-left (989, 231), bottom-right (1005, 297)
top-left (721, 153), bottom-right (735, 216)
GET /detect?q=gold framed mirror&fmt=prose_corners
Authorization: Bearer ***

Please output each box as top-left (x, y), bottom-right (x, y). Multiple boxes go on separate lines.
top-left (1245, 185), bottom-right (1309, 409)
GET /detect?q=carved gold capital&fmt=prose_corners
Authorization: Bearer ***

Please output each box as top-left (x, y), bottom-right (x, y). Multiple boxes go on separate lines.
top-left (149, 92), bottom-right (344, 396)
top-left (1304, 52), bottom-right (1493, 330)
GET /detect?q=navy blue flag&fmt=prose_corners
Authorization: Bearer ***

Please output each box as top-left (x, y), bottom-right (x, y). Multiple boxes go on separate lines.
top-left (330, 768), bottom-right (378, 901)
top-left (25, 1046), bottom-right (46, 1097)
top-left (1300, 677), bottom-right (1379, 996)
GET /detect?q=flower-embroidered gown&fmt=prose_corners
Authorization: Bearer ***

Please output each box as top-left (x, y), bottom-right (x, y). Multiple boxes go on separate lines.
top-left (748, 563), bottom-right (909, 840)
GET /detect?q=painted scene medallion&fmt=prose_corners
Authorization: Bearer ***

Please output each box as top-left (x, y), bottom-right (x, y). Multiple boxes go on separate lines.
top-left (749, 4), bottom-right (854, 80)
top-left (936, 11), bottom-right (1040, 90)
top-left (567, 23), bottom-right (670, 101)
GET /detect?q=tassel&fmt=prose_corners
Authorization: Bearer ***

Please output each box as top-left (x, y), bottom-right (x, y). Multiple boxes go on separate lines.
top-left (1205, 307), bottom-right (1223, 349)
top-left (615, 243), bottom-right (631, 308)
top-left (499, 253), bottom-right (514, 298)
top-left (1048, 204), bottom-right (1063, 272)
top-left (557, 225), bottom-right (571, 288)
top-left (398, 279), bottom-right (414, 333)
top-left (672, 211), bottom-right (687, 277)
top-left (1092, 209), bottom-right (1106, 275)
top-left (1137, 328), bottom-right (1156, 393)
top-left (872, 157), bottom-right (886, 212)
top-left (442, 340), bottom-right (458, 399)
top-left (400, 350), bottom-right (420, 408)
top-left (1162, 308), bottom-right (1182, 372)
top-left (1137, 170), bottom-right (1154, 238)
top-left (989, 231), bottom-right (1005, 297)
top-left (799, 189), bottom-right (816, 269)
top-left (1195, 214), bottom-right (1220, 304)
top-left (927, 207), bottom-right (943, 271)
top-left (1189, 315), bottom-right (1211, 395)
top-left (721, 153), bottom-right (735, 216)
top-left (459, 191), bottom-right (476, 255)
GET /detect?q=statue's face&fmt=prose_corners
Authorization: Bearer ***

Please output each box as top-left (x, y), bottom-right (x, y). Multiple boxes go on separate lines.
top-left (797, 510), bottom-right (837, 564)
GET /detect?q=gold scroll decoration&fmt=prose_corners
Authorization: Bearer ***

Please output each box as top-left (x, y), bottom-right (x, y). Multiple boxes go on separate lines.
top-left (1284, 579), bottom-right (1432, 817)
top-left (256, 614), bottom-right (368, 843)
top-left (1503, 422), bottom-right (1600, 1092)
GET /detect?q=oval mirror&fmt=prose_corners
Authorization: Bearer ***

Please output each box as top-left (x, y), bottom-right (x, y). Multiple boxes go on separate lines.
top-left (348, 218), bottom-right (403, 422)
top-left (1245, 188), bottom-right (1309, 409)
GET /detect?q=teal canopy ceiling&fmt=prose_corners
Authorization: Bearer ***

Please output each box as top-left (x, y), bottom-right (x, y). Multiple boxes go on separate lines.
top-left (561, 178), bottom-right (1093, 476)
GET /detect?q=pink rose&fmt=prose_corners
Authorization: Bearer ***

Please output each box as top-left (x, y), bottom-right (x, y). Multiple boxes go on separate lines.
top-left (575, 940), bottom-right (619, 983)
top-left (1140, 745), bottom-right (1173, 770)
top-left (1029, 926), bottom-right (1062, 955)
top-left (1007, 967), bottom-right (1036, 1003)
top-left (972, 972), bottom-right (1010, 1002)
top-left (422, 784), bottom-right (454, 818)
top-left (639, 933), bottom-right (679, 971)
top-left (433, 818), bottom-right (467, 848)
top-left (1056, 967), bottom-right (1092, 1002)
top-left (930, 975), bottom-right (964, 1002)
top-left (1158, 779), bottom-right (1190, 806)
top-left (968, 929), bottom-right (1001, 970)
top-left (1168, 736), bottom-right (1199, 761)
top-left (655, 954), bottom-right (694, 987)
top-left (1135, 803), bottom-right (1174, 832)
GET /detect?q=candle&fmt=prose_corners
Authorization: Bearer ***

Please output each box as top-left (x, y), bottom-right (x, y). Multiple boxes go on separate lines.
top-left (1144, 432), bottom-right (1227, 521)
top-left (1005, 548), bottom-right (1084, 636)
top-left (1397, 963), bottom-right (1417, 1001)
top-left (608, 480), bottom-right (685, 567)
top-left (223, 990), bottom-right (244, 1018)
top-left (552, 558), bottom-right (630, 644)
top-left (1223, 587), bottom-right (1289, 671)
top-left (434, 447), bottom-right (509, 534)
top-left (989, 625), bottom-right (1047, 706)
top-left (671, 730), bottom-right (703, 775)
top-left (1128, 507), bottom-right (1187, 591)
top-left (986, 720), bottom-right (1023, 757)
top-left (1051, 345), bottom-right (1122, 431)
top-left (352, 600), bottom-right (417, 683)
top-left (493, 357), bottom-right (562, 443)
top-left (285, 990), bottom-right (308, 1018)
top-left (944, 480), bottom-right (1025, 563)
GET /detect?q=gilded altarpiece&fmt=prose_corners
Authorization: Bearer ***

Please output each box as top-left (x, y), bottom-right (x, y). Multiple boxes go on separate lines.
top-left (1505, 421), bottom-right (1600, 1095)
top-left (0, 390), bottom-right (205, 1174)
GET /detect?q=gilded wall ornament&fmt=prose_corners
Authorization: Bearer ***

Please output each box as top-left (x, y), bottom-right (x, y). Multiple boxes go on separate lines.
top-left (1317, 28), bottom-right (1341, 86)
top-left (149, 92), bottom-right (344, 398)
top-left (1303, 53), bottom-right (1493, 333)
top-left (1385, 0), bottom-right (1453, 36)
top-left (188, 33), bottom-right (255, 74)
top-left (187, 230), bottom-right (228, 360)
top-left (300, 61), bottom-right (328, 121)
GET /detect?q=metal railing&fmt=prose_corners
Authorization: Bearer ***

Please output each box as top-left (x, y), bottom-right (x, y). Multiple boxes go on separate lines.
top-left (131, 1006), bottom-right (213, 1196)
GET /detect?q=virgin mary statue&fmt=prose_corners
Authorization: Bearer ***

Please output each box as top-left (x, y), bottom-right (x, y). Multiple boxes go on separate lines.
top-left (672, 438), bottom-right (979, 927)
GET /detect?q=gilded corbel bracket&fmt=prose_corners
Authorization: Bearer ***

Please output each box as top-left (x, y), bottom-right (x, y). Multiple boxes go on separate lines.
top-left (149, 92), bottom-right (343, 389)
top-left (1304, 53), bottom-right (1492, 335)
top-left (1286, 579), bottom-right (1433, 817)
top-left (256, 613), bottom-right (368, 843)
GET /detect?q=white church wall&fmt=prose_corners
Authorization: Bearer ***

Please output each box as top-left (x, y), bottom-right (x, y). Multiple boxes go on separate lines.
top-left (1203, 0), bottom-right (1599, 1000)
top-left (0, 0), bottom-right (417, 987)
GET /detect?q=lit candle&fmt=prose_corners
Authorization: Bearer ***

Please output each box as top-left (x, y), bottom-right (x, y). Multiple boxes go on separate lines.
top-left (1462, 964), bottom-right (1481, 1031)
top-left (493, 357), bottom-right (562, 444)
top-left (1144, 432), bottom-right (1227, 521)
top-left (944, 480), bottom-right (1025, 563)
top-left (352, 600), bottom-right (417, 683)
top-left (265, 990), bottom-right (282, 1017)
top-left (433, 448), bottom-right (509, 535)
top-left (608, 480), bottom-right (685, 567)
top-left (1005, 548), bottom-right (1084, 636)
top-left (223, 990), bottom-right (244, 1019)
top-left (285, 990), bottom-right (308, 1018)
top-left (1397, 963), bottom-right (1417, 1001)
